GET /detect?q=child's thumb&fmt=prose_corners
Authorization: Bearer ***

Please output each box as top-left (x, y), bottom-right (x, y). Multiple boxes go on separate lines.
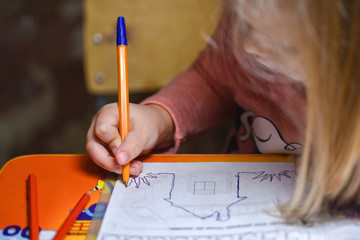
top-left (114, 131), bottom-right (145, 166)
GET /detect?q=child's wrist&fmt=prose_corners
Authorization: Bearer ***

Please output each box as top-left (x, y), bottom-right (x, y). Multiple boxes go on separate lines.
top-left (147, 104), bottom-right (175, 148)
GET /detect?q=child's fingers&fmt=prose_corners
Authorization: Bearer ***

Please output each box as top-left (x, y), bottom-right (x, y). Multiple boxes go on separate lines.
top-left (86, 129), bottom-right (122, 174)
top-left (94, 104), bottom-right (122, 153)
top-left (114, 129), bottom-right (149, 166)
top-left (86, 115), bottom-right (123, 174)
top-left (130, 160), bottom-right (143, 176)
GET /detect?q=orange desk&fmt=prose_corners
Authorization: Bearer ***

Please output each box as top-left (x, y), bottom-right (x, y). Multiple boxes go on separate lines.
top-left (0, 154), bottom-right (294, 239)
top-left (0, 155), bottom-right (106, 240)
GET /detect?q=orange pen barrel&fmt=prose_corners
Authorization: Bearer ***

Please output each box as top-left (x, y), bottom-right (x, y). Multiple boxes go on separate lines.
top-left (117, 16), bottom-right (130, 184)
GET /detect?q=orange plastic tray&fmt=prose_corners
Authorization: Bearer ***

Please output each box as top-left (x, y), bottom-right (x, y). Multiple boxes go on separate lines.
top-left (0, 154), bottom-right (106, 239)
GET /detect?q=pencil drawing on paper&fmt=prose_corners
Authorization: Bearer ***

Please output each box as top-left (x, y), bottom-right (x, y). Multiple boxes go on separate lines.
top-left (126, 169), bottom-right (295, 222)
top-left (237, 170), bottom-right (294, 182)
top-left (129, 171), bottom-right (247, 221)
top-left (97, 163), bottom-right (360, 240)
top-left (193, 180), bottom-right (216, 195)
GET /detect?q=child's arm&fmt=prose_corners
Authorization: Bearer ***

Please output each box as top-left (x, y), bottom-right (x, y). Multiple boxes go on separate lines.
top-left (86, 103), bottom-right (174, 175)
top-left (86, 18), bottom-right (237, 174)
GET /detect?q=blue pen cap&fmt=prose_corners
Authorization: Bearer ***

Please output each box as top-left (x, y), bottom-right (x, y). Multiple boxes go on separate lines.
top-left (117, 16), bottom-right (127, 46)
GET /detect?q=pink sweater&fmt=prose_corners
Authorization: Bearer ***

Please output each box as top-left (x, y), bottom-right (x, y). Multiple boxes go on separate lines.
top-left (143, 18), bottom-right (306, 155)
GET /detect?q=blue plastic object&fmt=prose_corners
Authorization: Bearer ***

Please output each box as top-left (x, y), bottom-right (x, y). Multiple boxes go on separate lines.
top-left (117, 17), bottom-right (127, 46)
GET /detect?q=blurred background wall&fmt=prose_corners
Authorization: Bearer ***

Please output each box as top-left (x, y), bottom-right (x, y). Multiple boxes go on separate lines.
top-left (0, 0), bottom-right (231, 169)
top-left (0, 0), bottom-right (92, 167)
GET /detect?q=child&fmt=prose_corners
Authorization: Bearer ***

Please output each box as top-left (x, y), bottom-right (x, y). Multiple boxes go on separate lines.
top-left (86, 0), bottom-right (360, 220)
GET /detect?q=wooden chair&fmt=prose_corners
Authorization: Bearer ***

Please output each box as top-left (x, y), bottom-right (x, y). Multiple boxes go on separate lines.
top-left (83, 0), bottom-right (221, 96)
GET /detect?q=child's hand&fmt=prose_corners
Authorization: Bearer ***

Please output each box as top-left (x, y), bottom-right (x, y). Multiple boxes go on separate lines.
top-left (86, 103), bottom-right (174, 176)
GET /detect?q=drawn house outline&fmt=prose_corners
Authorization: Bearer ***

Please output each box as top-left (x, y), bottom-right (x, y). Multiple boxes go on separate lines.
top-left (129, 172), bottom-right (246, 221)
top-left (127, 169), bottom-right (295, 222)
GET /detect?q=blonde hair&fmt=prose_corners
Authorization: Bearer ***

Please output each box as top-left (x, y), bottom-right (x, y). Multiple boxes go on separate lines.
top-left (289, 0), bottom-right (360, 220)
top-left (226, 0), bottom-right (360, 220)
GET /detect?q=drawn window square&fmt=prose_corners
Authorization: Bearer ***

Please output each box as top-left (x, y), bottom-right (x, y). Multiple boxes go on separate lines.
top-left (193, 181), bottom-right (215, 195)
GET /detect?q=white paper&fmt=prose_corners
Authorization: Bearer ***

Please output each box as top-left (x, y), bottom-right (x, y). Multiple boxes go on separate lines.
top-left (97, 162), bottom-right (360, 239)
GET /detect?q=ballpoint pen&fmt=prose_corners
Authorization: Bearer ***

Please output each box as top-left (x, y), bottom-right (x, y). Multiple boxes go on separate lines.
top-left (117, 16), bottom-right (130, 187)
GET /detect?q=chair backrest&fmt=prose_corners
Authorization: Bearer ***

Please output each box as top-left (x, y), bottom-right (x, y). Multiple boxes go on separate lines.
top-left (84, 0), bottom-right (221, 95)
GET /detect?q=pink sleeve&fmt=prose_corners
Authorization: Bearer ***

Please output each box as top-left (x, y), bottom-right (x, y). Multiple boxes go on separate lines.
top-left (142, 46), bottom-right (236, 153)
